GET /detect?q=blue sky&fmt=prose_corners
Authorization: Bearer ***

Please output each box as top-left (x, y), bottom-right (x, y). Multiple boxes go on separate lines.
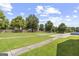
top-left (0, 3), bottom-right (79, 27)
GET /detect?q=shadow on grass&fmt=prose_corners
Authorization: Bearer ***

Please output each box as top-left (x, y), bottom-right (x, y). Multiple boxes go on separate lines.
top-left (56, 39), bottom-right (79, 56)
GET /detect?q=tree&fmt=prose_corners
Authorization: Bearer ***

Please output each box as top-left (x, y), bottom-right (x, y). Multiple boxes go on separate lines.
top-left (75, 27), bottom-right (79, 32)
top-left (0, 10), bottom-right (9, 31)
top-left (66, 27), bottom-right (71, 33)
top-left (10, 16), bottom-right (25, 32)
top-left (39, 24), bottom-right (44, 31)
top-left (45, 21), bottom-right (53, 32)
top-left (52, 26), bottom-right (58, 33)
top-left (58, 23), bottom-right (67, 33)
top-left (26, 14), bottom-right (39, 32)
top-left (70, 27), bottom-right (76, 32)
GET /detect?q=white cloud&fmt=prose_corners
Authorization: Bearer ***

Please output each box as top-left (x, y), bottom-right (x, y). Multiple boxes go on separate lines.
top-left (65, 15), bottom-right (77, 21)
top-left (20, 12), bottom-right (25, 16)
top-left (73, 15), bottom-right (77, 18)
top-left (37, 6), bottom-right (44, 10)
top-left (73, 10), bottom-right (78, 13)
top-left (0, 3), bottom-right (12, 12)
top-left (48, 17), bottom-right (63, 26)
top-left (39, 16), bottom-right (63, 26)
top-left (65, 18), bottom-right (71, 21)
top-left (48, 17), bottom-right (63, 23)
top-left (0, 3), bottom-right (13, 15)
top-left (66, 15), bottom-right (70, 18)
top-left (40, 14), bottom-right (48, 17)
top-left (36, 5), bottom-right (61, 16)
top-left (7, 12), bottom-right (13, 15)
top-left (46, 7), bottom-right (61, 14)
top-left (65, 15), bottom-right (72, 21)
top-left (36, 6), bottom-right (44, 14)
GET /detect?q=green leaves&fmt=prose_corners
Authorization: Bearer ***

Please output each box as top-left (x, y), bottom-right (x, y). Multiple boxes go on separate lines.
top-left (10, 16), bottom-right (25, 32)
top-left (58, 23), bottom-right (67, 33)
top-left (0, 10), bottom-right (5, 18)
top-left (26, 15), bottom-right (39, 32)
top-left (0, 10), bottom-right (9, 29)
top-left (39, 24), bottom-right (44, 31)
top-left (45, 21), bottom-right (53, 32)
top-left (0, 10), bottom-right (76, 33)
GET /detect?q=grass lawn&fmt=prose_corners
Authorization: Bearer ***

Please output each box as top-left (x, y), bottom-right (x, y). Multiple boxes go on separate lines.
top-left (57, 40), bottom-right (79, 56)
top-left (0, 32), bottom-right (54, 52)
top-left (20, 35), bottom-right (79, 56)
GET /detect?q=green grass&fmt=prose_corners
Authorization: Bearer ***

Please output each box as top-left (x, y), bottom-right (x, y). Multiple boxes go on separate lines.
top-left (57, 40), bottom-right (79, 56)
top-left (20, 35), bottom-right (79, 56)
top-left (0, 32), bottom-right (54, 52)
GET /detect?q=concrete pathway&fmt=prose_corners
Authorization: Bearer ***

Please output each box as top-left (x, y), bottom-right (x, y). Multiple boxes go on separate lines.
top-left (5, 33), bottom-right (71, 56)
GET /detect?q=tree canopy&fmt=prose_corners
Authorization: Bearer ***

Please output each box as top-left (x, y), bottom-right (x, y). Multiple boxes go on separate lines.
top-left (0, 10), bottom-right (78, 33)
top-left (10, 16), bottom-right (25, 32)
top-left (26, 14), bottom-right (39, 32)
top-left (0, 10), bottom-right (9, 29)
top-left (39, 24), bottom-right (44, 31)
top-left (58, 23), bottom-right (67, 33)
top-left (45, 21), bottom-right (53, 32)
